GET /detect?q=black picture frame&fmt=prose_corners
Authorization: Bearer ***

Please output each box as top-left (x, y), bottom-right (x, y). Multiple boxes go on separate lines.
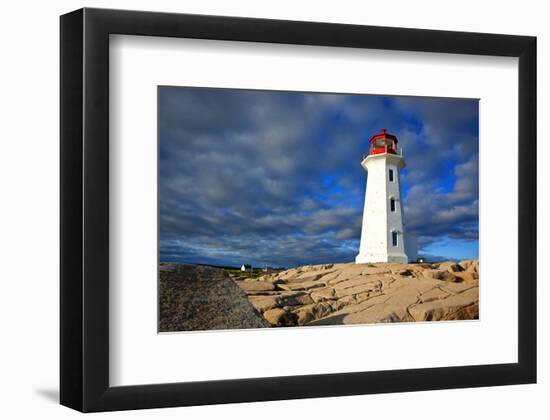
top-left (60, 7), bottom-right (537, 412)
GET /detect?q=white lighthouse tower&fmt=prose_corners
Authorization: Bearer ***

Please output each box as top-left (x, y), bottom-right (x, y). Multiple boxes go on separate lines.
top-left (356, 129), bottom-right (409, 264)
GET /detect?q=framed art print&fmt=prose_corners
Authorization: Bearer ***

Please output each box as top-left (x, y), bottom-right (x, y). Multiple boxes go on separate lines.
top-left (156, 87), bottom-right (481, 332)
top-left (60, 8), bottom-right (536, 412)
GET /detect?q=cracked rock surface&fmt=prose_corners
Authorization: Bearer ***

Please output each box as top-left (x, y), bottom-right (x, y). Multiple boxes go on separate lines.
top-left (233, 260), bottom-right (479, 327)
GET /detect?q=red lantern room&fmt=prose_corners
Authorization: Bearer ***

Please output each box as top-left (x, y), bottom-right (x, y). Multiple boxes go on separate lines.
top-left (368, 129), bottom-right (398, 155)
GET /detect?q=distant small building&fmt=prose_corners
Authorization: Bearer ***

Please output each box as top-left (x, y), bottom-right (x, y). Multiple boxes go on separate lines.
top-left (241, 264), bottom-right (252, 272)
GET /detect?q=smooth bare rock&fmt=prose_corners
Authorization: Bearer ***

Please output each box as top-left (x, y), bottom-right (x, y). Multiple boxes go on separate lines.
top-left (316, 271), bottom-right (343, 284)
top-left (409, 287), bottom-right (479, 321)
top-left (263, 308), bottom-right (298, 327)
top-left (334, 283), bottom-right (380, 299)
top-left (328, 300), bottom-right (346, 312)
top-left (355, 290), bottom-right (383, 303)
top-left (237, 281), bottom-right (276, 292)
top-left (235, 260), bottom-right (478, 327)
top-left (279, 292), bottom-right (314, 307)
top-left (282, 274), bottom-right (321, 284)
top-left (276, 284), bottom-right (295, 291)
top-left (398, 269), bottom-right (416, 277)
top-left (337, 295), bottom-right (357, 306)
top-left (421, 269), bottom-right (458, 282)
top-left (419, 287), bottom-right (450, 303)
top-left (277, 280), bottom-right (326, 291)
top-left (311, 294), bottom-right (410, 325)
top-left (414, 263), bottom-right (437, 271)
top-left (293, 302), bottom-right (334, 325)
top-left (347, 308), bottom-right (411, 324)
top-left (459, 259), bottom-right (479, 273)
top-left (295, 271), bottom-right (325, 280)
top-left (452, 271), bottom-right (478, 283)
top-left (294, 304), bottom-right (315, 325)
top-left (357, 266), bottom-right (393, 275)
top-left (333, 276), bottom-right (382, 291)
top-left (297, 265), bottom-right (319, 272)
top-left (257, 275), bottom-right (286, 286)
top-left (439, 282), bottom-right (478, 295)
top-left (310, 287), bottom-right (335, 302)
top-left (436, 262), bottom-right (464, 272)
top-left (313, 302), bottom-right (335, 319)
top-left (248, 295), bottom-right (279, 312)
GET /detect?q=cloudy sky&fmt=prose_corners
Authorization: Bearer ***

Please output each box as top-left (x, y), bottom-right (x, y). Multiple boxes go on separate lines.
top-left (159, 87), bottom-right (479, 267)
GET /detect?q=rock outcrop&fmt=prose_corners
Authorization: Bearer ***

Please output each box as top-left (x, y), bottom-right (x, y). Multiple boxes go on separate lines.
top-left (159, 264), bottom-right (270, 332)
top-left (233, 260), bottom-right (479, 327)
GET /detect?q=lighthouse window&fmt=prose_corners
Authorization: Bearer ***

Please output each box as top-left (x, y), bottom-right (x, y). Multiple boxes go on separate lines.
top-left (388, 169), bottom-right (394, 182)
top-left (391, 231), bottom-right (398, 247)
top-left (390, 197), bottom-right (396, 212)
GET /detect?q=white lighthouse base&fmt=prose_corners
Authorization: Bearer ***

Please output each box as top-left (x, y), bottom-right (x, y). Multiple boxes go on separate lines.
top-left (355, 252), bottom-right (408, 264)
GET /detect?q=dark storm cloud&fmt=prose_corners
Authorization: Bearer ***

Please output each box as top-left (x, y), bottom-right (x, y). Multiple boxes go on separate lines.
top-left (159, 87), bottom-right (478, 267)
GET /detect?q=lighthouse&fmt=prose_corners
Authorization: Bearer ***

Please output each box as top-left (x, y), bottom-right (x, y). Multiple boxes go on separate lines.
top-left (356, 129), bottom-right (409, 264)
